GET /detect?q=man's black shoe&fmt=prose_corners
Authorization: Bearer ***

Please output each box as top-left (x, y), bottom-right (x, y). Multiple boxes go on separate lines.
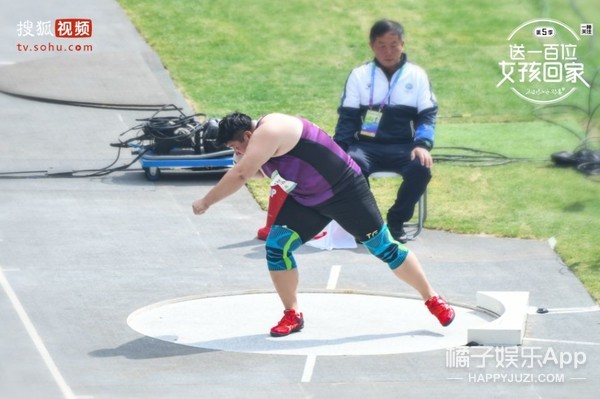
top-left (390, 226), bottom-right (408, 243)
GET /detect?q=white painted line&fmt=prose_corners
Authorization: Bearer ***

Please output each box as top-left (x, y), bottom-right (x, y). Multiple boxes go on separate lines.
top-left (524, 337), bottom-right (600, 346)
top-left (541, 305), bottom-right (600, 314)
top-left (301, 354), bottom-right (317, 383)
top-left (326, 265), bottom-right (341, 290)
top-left (0, 268), bottom-right (77, 399)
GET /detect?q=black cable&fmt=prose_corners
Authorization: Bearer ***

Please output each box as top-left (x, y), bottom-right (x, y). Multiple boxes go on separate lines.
top-left (0, 104), bottom-right (213, 179)
top-left (69, 146), bottom-right (149, 178)
top-left (0, 90), bottom-right (172, 111)
top-left (0, 146), bottom-right (148, 179)
top-left (432, 146), bottom-right (544, 167)
top-left (0, 170), bottom-right (51, 179)
top-left (3, 101), bottom-right (587, 177)
top-left (0, 170), bottom-right (48, 175)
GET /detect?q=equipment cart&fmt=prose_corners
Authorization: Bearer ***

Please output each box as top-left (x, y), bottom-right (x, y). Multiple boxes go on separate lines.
top-left (118, 105), bottom-right (235, 181)
top-left (138, 149), bottom-right (234, 181)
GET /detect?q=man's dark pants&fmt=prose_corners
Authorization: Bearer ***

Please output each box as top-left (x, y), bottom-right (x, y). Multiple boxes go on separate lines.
top-left (347, 141), bottom-right (431, 233)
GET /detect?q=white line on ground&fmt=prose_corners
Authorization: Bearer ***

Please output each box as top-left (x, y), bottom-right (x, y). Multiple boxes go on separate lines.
top-left (300, 264), bottom-right (342, 382)
top-left (299, 266), bottom-right (343, 384)
top-left (326, 265), bottom-right (342, 290)
top-left (0, 268), bottom-right (77, 399)
top-left (524, 337), bottom-right (600, 346)
top-left (528, 305), bottom-right (600, 315)
top-left (299, 265), bottom-right (342, 383)
top-left (549, 306), bottom-right (599, 314)
top-left (301, 354), bottom-right (317, 383)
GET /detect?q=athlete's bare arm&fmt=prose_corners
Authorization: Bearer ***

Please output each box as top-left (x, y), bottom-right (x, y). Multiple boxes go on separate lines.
top-left (192, 113), bottom-right (302, 215)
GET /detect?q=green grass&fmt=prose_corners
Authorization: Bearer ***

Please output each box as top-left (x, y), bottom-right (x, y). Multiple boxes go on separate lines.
top-left (118, 0), bottom-right (600, 301)
top-left (425, 162), bottom-right (600, 298)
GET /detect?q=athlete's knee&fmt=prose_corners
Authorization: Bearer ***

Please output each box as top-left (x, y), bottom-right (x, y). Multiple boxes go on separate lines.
top-left (265, 225), bottom-right (303, 271)
top-left (361, 224), bottom-right (409, 270)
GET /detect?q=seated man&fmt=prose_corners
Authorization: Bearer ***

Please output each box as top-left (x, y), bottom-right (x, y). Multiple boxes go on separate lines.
top-left (334, 19), bottom-right (437, 243)
top-left (192, 111), bottom-right (454, 337)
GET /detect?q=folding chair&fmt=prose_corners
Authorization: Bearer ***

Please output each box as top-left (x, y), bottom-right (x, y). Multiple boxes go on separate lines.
top-left (369, 171), bottom-right (428, 240)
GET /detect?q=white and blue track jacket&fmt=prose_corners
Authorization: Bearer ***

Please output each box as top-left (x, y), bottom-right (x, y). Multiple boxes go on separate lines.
top-left (334, 54), bottom-right (438, 151)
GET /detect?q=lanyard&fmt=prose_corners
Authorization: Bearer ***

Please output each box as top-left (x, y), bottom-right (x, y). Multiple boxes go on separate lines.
top-left (369, 62), bottom-right (405, 109)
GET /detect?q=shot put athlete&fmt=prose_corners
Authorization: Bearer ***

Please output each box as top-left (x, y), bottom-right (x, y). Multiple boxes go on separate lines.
top-left (192, 112), bottom-right (454, 337)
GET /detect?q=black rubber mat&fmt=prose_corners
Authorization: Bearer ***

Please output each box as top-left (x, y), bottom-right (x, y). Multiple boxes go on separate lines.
top-left (0, 52), bottom-right (171, 108)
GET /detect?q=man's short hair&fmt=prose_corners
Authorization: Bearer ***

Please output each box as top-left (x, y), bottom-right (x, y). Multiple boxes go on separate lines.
top-left (369, 19), bottom-right (405, 43)
top-left (217, 112), bottom-right (252, 145)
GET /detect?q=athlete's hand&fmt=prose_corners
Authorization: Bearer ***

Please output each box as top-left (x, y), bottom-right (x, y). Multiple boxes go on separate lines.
top-left (411, 147), bottom-right (433, 168)
top-left (192, 199), bottom-right (210, 215)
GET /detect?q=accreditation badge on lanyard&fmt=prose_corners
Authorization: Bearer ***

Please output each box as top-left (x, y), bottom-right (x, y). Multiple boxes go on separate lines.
top-left (360, 62), bottom-right (405, 138)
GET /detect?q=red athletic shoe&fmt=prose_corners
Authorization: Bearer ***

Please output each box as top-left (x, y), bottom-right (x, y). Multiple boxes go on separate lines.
top-left (425, 296), bottom-right (455, 327)
top-left (270, 309), bottom-right (304, 337)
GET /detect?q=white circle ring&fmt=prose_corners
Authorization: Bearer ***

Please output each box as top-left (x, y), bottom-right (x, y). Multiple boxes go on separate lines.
top-left (127, 291), bottom-right (495, 356)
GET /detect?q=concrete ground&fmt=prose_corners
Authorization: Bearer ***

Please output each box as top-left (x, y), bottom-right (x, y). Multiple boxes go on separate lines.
top-left (1, 1), bottom-right (599, 398)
